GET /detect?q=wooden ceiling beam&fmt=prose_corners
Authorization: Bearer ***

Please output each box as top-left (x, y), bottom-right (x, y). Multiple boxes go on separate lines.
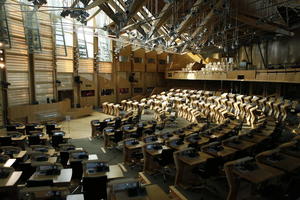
top-left (176, 0), bottom-right (204, 35)
top-left (85, 0), bottom-right (108, 10)
top-left (99, 3), bottom-right (120, 23)
top-left (234, 13), bottom-right (294, 36)
top-left (147, 2), bottom-right (173, 39)
top-left (108, 0), bottom-right (146, 36)
top-left (126, 0), bottom-right (149, 22)
top-left (181, 0), bottom-right (222, 52)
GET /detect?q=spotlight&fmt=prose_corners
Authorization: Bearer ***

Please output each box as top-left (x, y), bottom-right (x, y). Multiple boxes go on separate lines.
top-left (0, 42), bottom-right (3, 47)
top-left (0, 63), bottom-right (5, 69)
top-left (28, 0), bottom-right (47, 7)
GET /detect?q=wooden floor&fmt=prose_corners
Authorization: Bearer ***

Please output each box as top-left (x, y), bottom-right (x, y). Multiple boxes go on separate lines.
top-left (60, 111), bottom-right (112, 139)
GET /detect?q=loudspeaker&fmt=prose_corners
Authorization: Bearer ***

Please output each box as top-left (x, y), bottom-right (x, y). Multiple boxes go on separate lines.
top-left (74, 76), bottom-right (81, 84)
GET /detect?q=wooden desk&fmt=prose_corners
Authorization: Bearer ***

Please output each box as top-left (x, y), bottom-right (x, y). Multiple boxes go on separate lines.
top-left (202, 145), bottom-right (237, 159)
top-left (25, 157), bottom-right (58, 165)
top-left (0, 171), bottom-right (22, 190)
top-left (143, 145), bottom-right (170, 174)
top-left (225, 159), bottom-right (284, 200)
top-left (67, 194), bottom-right (84, 200)
top-left (112, 184), bottom-right (171, 200)
top-left (257, 152), bottom-right (300, 173)
top-left (28, 168), bottom-right (72, 186)
top-left (175, 152), bottom-right (213, 188)
top-left (83, 165), bottom-right (124, 180)
top-left (13, 150), bottom-right (27, 160)
top-left (232, 163), bottom-right (283, 184)
top-left (11, 135), bottom-right (26, 141)
top-left (223, 139), bottom-right (256, 151)
top-left (0, 159), bottom-right (16, 168)
top-left (239, 134), bottom-right (267, 144)
top-left (167, 140), bottom-right (188, 151)
top-left (124, 141), bottom-right (144, 164)
top-left (280, 146), bottom-right (300, 158)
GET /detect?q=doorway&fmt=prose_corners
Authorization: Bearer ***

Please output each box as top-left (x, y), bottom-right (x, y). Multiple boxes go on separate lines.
top-left (58, 90), bottom-right (74, 108)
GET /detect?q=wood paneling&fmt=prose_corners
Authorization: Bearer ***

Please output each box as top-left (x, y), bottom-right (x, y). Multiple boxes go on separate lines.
top-left (145, 51), bottom-right (157, 72)
top-left (98, 62), bottom-right (112, 73)
top-left (133, 49), bottom-right (145, 72)
top-left (79, 58), bottom-right (94, 73)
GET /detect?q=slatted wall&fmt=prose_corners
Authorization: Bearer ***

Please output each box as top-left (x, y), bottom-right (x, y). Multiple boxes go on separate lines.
top-left (5, 0), bottom-right (30, 106)
top-left (57, 46), bottom-right (74, 90)
top-left (34, 11), bottom-right (54, 103)
top-left (79, 58), bottom-right (94, 81)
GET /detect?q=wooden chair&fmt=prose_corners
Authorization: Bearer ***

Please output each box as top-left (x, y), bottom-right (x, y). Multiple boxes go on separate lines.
top-left (102, 102), bottom-right (109, 114)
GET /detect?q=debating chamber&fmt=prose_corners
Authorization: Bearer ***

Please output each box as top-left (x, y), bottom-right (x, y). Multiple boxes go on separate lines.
top-left (1, 0), bottom-right (300, 199)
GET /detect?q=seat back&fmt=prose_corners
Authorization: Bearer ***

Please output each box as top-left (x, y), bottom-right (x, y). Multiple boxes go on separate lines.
top-left (52, 135), bottom-right (64, 148)
top-left (26, 125), bottom-right (36, 135)
top-left (83, 175), bottom-right (107, 200)
top-left (160, 149), bottom-right (175, 166)
top-left (28, 135), bottom-right (41, 146)
top-left (46, 124), bottom-right (56, 136)
top-left (114, 130), bottom-right (123, 143)
top-left (6, 125), bottom-right (16, 132)
top-left (0, 137), bottom-right (12, 146)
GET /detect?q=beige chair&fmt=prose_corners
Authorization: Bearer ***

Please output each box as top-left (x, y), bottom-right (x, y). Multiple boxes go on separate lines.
top-left (266, 98), bottom-right (275, 116)
top-left (107, 103), bottom-right (115, 115)
top-left (113, 104), bottom-right (122, 117)
top-left (102, 102), bottom-right (109, 114)
top-left (126, 101), bottom-right (133, 111)
top-left (280, 101), bottom-right (291, 122)
top-left (121, 100), bottom-right (127, 111)
top-left (258, 98), bottom-right (267, 113)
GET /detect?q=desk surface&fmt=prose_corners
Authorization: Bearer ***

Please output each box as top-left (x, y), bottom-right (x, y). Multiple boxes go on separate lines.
top-left (67, 194), bottom-right (84, 200)
top-left (0, 171), bottom-right (22, 189)
top-left (0, 159), bottom-right (16, 168)
top-left (280, 146), bottom-right (300, 158)
top-left (29, 168), bottom-right (72, 185)
top-left (25, 157), bottom-right (57, 165)
top-left (145, 146), bottom-right (170, 157)
top-left (239, 134), bottom-right (267, 144)
top-left (203, 146), bottom-right (237, 158)
top-left (233, 164), bottom-right (283, 184)
top-left (257, 153), bottom-right (300, 172)
top-left (178, 152), bottom-right (213, 166)
top-left (11, 135), bottom-right (27, 141)
top-left (125, 142), bottom-right (144, 150)
top-left (113, 184), bottom-right (171, 200)
top-left (14, 151), bottom-right (27, 159)
top-left (84, 165), bottom-right (124, 180)
top-left (223, 140), bottom-right (256, 151)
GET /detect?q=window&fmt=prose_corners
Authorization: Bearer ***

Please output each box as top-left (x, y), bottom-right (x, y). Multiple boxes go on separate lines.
top-left (96, 11), bottom-right (112, 62)
top-left (147, 58), bottom-right (155, 64)
top-left (159, 59), bottom-right (166, 65)
top-left (119, 88), bottom-right (129, 94)
top-left (133, 88), bottom-right (143, 93)
top-left (119, 56), bottom-right (128, 62)
top-left (21, 3), bottom-right (41, 53)
top-left (134, 57), bottom-right (143, 63)
top-left (101, 89), bottom-right (114, 96)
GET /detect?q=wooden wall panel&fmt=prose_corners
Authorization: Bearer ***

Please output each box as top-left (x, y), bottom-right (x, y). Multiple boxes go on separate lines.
top-left (98, 62), bottom-right (112, 73)
top-left (117, 45), bottom-right (131, 72)
top-left (157, 52), bottom-right (168, 72)
top-left (5, 1), bottom-right (30, 107)
top-left (99, 73), bottom-right (116, 103)
top-left (117, 72), bottom-right (131, 101)
top-left (145, 51), bottom-right (157, 72)
top-left (57, 73), bottom-right (73, 90)
top-left (79, 59), bottom-right (94, 73)
top-left (133, 49), bottom-right (145, 72)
